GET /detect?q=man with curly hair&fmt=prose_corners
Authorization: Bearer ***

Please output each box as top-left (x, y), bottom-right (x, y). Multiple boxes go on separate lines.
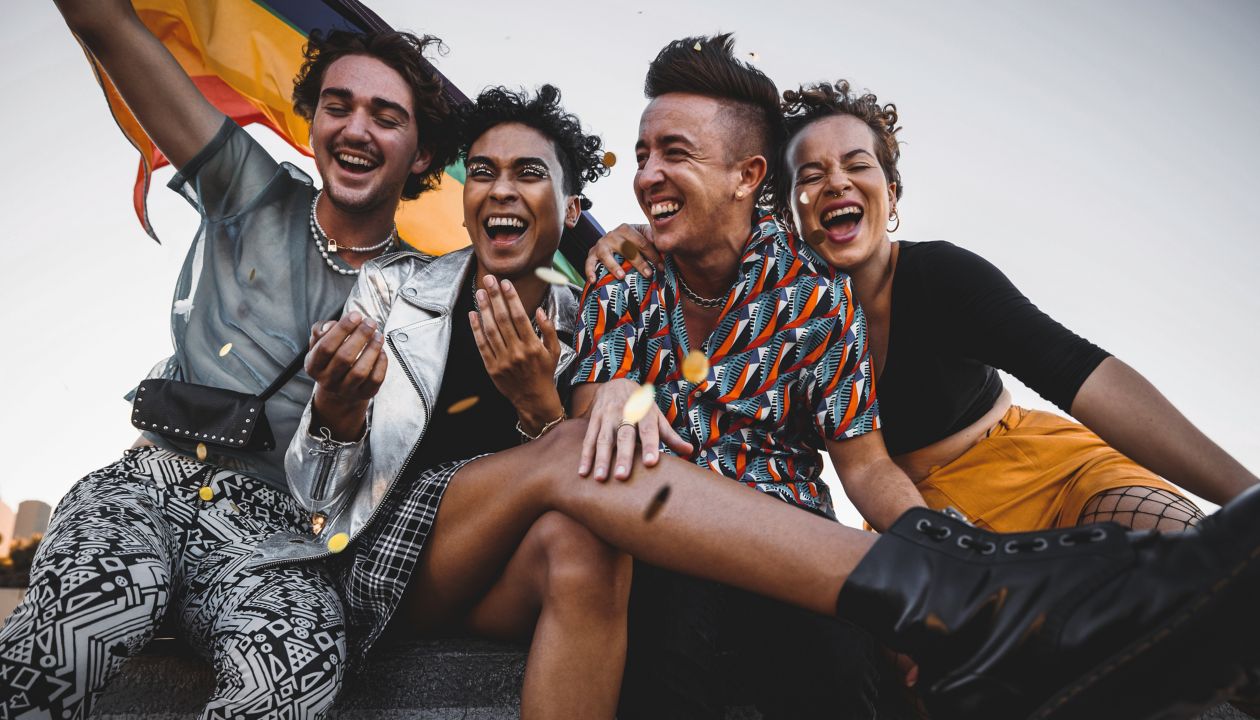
top-left (0, 2), bottom-right (457, 718)
top-left (283, 85), bottom-right (632, 717)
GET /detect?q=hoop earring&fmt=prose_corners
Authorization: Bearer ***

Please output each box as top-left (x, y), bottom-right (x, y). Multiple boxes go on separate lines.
top-left (887, 209), bottom-right (900, 233)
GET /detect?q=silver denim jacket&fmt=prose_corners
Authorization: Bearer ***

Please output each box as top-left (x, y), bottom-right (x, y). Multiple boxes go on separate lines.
top-left (248, 247), bottom-right (578, 568)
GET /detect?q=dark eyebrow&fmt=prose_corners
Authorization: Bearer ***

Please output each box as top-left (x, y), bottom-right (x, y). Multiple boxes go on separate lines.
top-left (795, 149), bottom-right (877, 176)
top-left (319, 87), bottom-right (411, 121)
top-left (636, 134), bottom-right (696, 152)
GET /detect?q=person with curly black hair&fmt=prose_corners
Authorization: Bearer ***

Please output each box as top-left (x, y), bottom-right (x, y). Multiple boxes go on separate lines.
top-left (285, 85), bottom-right (629, 717)
top-left (1, 3), bottom-right (460, 718)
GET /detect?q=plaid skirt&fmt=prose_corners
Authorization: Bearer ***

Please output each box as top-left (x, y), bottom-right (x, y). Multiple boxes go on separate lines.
top-left (334, 456), bottom-right (480, 665)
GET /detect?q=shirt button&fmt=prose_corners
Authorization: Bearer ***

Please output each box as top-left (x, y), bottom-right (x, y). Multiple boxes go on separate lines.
top-left (403, 287), bottom-right (417, 297)
top-left (327, 532), bottom-right (350, 553)
top-left (396, 332), bottom-right (409, 342)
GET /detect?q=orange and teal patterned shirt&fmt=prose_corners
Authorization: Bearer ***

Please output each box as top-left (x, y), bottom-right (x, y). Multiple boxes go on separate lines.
top-left (572, 213), bottom-right (880, 517)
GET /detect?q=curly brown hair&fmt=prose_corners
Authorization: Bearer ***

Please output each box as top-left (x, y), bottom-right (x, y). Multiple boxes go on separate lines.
top-left (458, 85), bottom-right (608, 210)
top-left (291, 29), bottom-right (462, 200)
top-left (776, 80), bottom-right (903, 218)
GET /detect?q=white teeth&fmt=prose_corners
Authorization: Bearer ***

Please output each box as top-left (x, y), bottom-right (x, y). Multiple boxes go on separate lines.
top-left (337, 153), bottom-right (375, 168)
top-left (650, 201), bottom-right (680, 218)
top-left (486, 216), bottom-right (526, 228)
top-left (822, 206), bottom-right (863, 223)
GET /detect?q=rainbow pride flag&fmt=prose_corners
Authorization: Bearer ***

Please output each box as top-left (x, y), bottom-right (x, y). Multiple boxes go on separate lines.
top-left (84, 0), bottom-right (599, 272)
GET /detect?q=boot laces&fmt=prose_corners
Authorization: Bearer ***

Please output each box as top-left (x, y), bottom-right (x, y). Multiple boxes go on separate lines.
top-left (914, 517), bottom-right (1109, 555)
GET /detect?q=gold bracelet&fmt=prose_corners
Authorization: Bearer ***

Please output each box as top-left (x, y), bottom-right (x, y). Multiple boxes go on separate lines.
top-left (517, 411), bottom-right (567, 441)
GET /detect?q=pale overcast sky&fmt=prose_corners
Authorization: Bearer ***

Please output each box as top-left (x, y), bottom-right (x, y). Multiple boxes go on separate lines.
top-left (1, 0), bottom-right (1257, 529)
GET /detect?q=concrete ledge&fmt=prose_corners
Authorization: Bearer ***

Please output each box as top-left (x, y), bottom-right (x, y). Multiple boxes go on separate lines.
top-left (94, 638), bottom-right (1254, 719)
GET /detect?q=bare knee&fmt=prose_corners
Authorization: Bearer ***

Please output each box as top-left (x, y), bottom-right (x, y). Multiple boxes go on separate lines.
top-left (532, 511), bottom-right (631, 615)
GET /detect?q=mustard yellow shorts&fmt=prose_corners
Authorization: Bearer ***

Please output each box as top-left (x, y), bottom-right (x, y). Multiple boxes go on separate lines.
top-left (915, 406), bottom-right (1184, 532)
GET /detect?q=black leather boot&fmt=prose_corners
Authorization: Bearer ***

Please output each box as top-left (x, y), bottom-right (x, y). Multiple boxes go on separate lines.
top-left (836, 484), bottom-right (1260, 720)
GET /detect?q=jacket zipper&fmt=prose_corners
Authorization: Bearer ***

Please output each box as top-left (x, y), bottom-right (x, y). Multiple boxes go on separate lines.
top-left (311, 445), bottom-right (338, 502)
top-left (253, 334), bottom-right (432, 570)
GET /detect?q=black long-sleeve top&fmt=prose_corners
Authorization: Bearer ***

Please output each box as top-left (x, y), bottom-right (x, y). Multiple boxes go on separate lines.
top-left (877, 241), bottom-right (1111, 456)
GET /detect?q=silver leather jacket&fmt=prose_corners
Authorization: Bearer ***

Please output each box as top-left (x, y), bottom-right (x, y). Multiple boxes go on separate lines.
top-left (247, 247), bottom-right (578, 568)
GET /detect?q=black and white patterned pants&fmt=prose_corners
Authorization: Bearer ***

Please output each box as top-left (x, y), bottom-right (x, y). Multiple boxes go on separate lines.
top-left (0, 447), bottom-right (346, 720)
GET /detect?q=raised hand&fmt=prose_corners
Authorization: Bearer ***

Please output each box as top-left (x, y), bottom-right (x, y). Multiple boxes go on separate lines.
top-left (469, 275), bottom-right (566, 436)
top-left (307, 312), bottom-right (387, 440)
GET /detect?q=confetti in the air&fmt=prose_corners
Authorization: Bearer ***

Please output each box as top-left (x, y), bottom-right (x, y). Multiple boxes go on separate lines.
top-left (622, 383), bottom-right (657, 424)
top-left (602, 151), bottom-right (617, 168)
top-left (644, 484), bottom-right (671, 521)
top-left (693, 41), bottom-right (702, 51)
top-left (799, 191), bottom-right (810, 205)
top-left (199, 486), bottom-right (214, 502)
top-left (218, 343), bottom-right (233, 357)
top-left (327, 532), bottom-right (349, 553)
top-left (535, 266), bottom-right (576, 288)
top-left (447, 396), bottom-right (480, 414)
top-left (196, 442), bottom-right (208, 462)
top-left (621, 240), bottom-right (640, 262)
top-left (682, 350), bottom-right (710, 384)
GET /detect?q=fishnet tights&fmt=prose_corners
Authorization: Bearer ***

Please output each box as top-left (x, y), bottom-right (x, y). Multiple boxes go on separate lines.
top-left (1079, 486), bottom-right (1204, 532)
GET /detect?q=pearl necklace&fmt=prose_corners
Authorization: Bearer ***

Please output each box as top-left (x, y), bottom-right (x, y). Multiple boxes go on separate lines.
top-left (309, 190), bottom-right (397, 276)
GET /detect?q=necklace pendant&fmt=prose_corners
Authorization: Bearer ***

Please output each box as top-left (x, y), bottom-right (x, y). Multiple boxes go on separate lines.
top-left (327, 238), bottom-right (338, 253)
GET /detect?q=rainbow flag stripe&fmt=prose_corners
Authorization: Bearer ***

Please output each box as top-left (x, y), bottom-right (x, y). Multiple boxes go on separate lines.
top-left (86, 0), bottom-right (599, 271)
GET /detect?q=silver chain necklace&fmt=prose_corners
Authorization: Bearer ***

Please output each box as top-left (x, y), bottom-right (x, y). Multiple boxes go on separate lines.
top-left (674, 270), bottom-right (726, 309)
top-left (309, 190), bottom-right (397, 276)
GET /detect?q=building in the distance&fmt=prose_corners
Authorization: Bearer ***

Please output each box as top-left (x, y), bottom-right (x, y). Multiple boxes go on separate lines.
top-left (0, 499), bottom-right (14, 557)
top-left (12, 500), bottom-right (52, 542)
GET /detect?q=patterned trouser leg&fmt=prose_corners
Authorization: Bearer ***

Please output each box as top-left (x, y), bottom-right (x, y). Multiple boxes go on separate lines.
top-left (0, 448), bottom-right (346, 720)
top-left (0, 457), bottom-right (178, 720)
top-left (180, 539), bottom-right (345, 720)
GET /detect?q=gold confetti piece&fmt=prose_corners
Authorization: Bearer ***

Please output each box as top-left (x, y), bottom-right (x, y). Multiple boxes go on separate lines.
top-left (693, 41), bottom-right (702, 51)
top-left (248, 268), bottom-right (256, 282)
top-left (622, 383), bottom-right (657, 424)
top-left (218, 342), bottom-right (233, 357)
top-left (807, 229), bottom-right (827, 246)
top-left (799, 191), bottom-right (810, 205)
top-left (327, 532), bottom-right (350, 553)
top-left (534, 266), bottom-right (572, 286)
top-left (195, 442), bottom-right (208, 462)
top-left (644, 484), bottom-right (671, 521)
top-left (199, 486), bottom-right (214, 502)
top-left (447, 396), bottom-right (480, 414)
top-left (682, 349), bottom-right (710, 384)
top-left (602, 151), bottom-right (617, 168)
top-left (621, 240), bottom-right (640, 262)
top-left (310, 513), bottom-right (326, 536)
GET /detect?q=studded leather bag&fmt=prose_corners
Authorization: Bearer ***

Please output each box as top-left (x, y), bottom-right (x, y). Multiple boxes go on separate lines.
top-left (130, 348), bottom-right (308, 452)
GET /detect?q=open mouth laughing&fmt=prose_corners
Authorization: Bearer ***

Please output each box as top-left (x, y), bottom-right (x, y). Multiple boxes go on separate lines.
top-left (818, 202), bottom-right (864, 242)
top-left (649, 200), bottom-right (682, 226)
top-left (484, 214), bottom-right (529, 244)
top-left (333, 149), bottom-right (381, 175)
